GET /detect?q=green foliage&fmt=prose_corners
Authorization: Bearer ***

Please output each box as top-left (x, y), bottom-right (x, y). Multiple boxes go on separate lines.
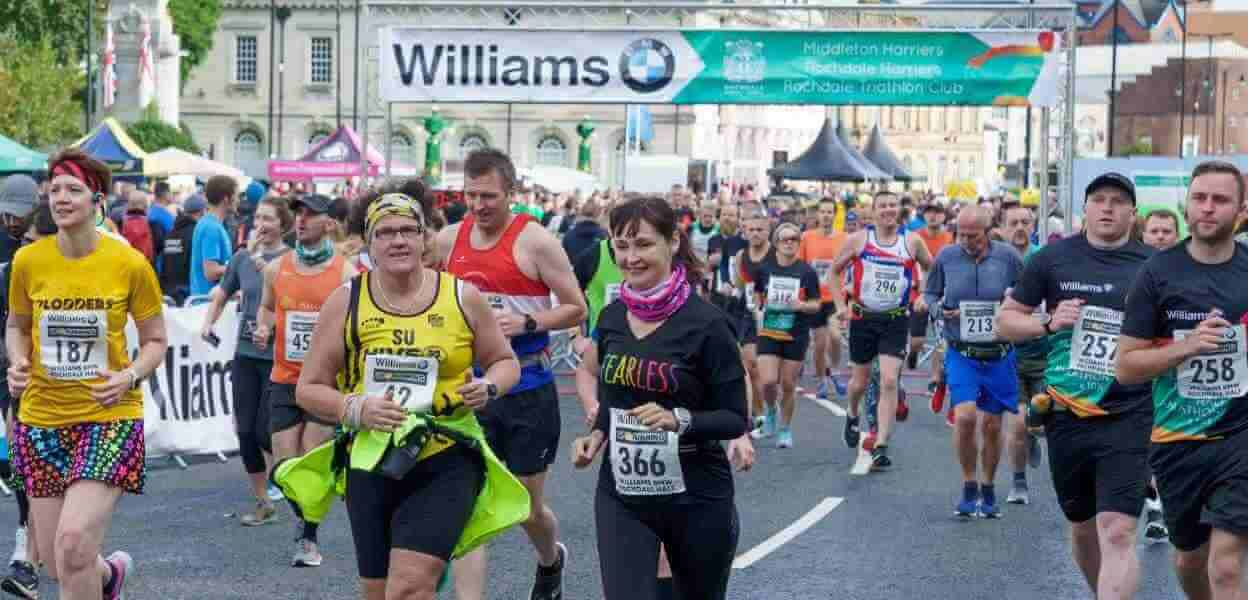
top-left (0, 0), bottom-right (104, 66)
top-left (125, 105), bottom-right (200, 154)
top-left (0, 37), bottom-right (83, 149)
top-left (1122, 139), bottom-right (1154, 156)
top-left (168, 0), bottom-right (222, 86)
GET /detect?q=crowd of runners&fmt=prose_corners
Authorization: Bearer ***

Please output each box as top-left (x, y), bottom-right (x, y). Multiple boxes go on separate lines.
top-left (0, 146), bottom-right (1246, 599)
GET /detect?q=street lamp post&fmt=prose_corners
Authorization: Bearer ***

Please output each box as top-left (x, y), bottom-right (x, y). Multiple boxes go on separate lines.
top-left (275, 4), bottom-right (292, 159)
top-left (268, 2), bottom-right (276, 158)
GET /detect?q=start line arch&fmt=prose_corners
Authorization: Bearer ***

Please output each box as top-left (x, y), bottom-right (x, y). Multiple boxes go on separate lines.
top-left (353, 1), bottom-right (1078, 241)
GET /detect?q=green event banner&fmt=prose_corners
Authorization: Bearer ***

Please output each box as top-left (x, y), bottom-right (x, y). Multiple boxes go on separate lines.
top-left (381, 28), bottom-right (1063, 107)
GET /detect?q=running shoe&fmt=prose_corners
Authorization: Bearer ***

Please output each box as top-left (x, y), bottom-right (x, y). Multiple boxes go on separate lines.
top-left (843, 416), bottom-right (860, 449)
top-left (764, 406), bottom-right (778, 437)
top-left (955, 484), bottom-right (979, 520)
top-left (979, 486), bottom-right (1001, 519)
top-left (831, 376), bottom-right (847, 398)
top-left (241, 500), bottom-right (278, 527)
top-left (929, 382), bottom-right (945, 414)
top-left (292, 539), bottom-right (323, 568)
top-left (267, 483), bottom-right (285, 502)
top-left (8, 527), bottom-right (25, 565)
top-left (870, 444), bottom-right (891, 470)
top-left (0, 560), bottom-right (37, 600)
top-left (1006, 481), bottom-right (1030, 505)
top-left (1027, 433), bottom-right (1043, 469)
top-left (817, 379), bottom-right (830, 400)
top-left (1144, 511), bottom-right (1169, 544)
top-left (896, 394), bottom-right (910, 422)
top-left (862, 430), bottom-right (878, 452)
top-left (777, 428), bottom-right (793, 449)
top-left (102, 551), bottom-right (132, 600)
top-left (528, 541), bottom-right (566, 600)
top-left (945, 406), bottom-right (956, 428)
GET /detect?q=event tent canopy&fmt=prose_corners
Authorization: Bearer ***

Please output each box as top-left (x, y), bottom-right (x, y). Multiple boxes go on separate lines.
top-left (861, 125), bottom-right (914, 182)
top-left (267, 125), bottom-right (417, 181)
top-left (74, 117), bottom-right (147, 178)
top-left (836, 122), bottom-right (892, 182)
top-left (144, 148), bottom-right (249, 185)
top-left (0, 133), bottom-right (47, 174)
top-left (766, 118), bottom-right (883, 183)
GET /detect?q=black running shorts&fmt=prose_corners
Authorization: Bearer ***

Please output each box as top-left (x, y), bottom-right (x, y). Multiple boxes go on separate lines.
top-left (479, 381), bottom-right (561, 477)
top-left (908, 308), bottom-right (930, 338)
top-left (757, 331), bottom-right (811, 362)
top-left (1045, 409), bottom-right (1150, 523)
top-left (811, 302), bottom-right (837, 329)
top-left (269, 382), bottom-right (335, 434)
top-left (848, 316), bottom-right (909, 365)
top-left (346, 445), bottom-right (485, 576)
top-left (1151, 427), bottom-right (1248, 552)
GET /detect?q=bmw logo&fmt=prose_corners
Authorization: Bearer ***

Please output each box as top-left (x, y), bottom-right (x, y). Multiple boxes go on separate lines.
top-left (620, 38), bottom-right (675, 93)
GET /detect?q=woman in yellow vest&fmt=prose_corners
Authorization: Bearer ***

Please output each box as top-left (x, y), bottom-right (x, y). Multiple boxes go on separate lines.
top-left (293, 189), bottom-right (524, 599)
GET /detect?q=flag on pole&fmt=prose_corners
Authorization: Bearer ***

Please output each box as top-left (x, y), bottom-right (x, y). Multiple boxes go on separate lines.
top-left (102, 20), bottom-right (116, 108)
top-left (138, 15), bottom-right (156, 108)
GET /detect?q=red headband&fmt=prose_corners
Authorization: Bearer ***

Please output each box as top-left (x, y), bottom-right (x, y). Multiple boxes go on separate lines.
top-left (50, 159), bottom-right (104, 195)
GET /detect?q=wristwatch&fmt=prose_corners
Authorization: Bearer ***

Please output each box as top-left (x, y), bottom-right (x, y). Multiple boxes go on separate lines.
top-left (485, 381), bottom-right (499, 401)
top-left (1041, 313), bottom-right (1055, 335)
top-left (673, 407), bottom-right (693, 435)
top-left (524, 314), bottom-right (539, 333)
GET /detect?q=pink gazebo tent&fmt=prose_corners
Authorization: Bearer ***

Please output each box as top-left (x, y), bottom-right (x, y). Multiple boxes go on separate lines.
top-left (267, 125), bottom-right (417, 181)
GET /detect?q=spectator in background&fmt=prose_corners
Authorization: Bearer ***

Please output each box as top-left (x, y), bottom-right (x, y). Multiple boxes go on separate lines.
top-left (190, 176), bottom-right (237, 296)
top-left (1140, 208), bottom-right (1180, 250)
top-left (444, 200), bottom-right (467, 225)
top-left (561, 199), bottom-right (606, 263)
top-left (120, 189), bottom-right (165, 267)
top-left (149, 181), bottom-right (175, 237)
top-left (0, 175), bottom-right (39, 263)
top-left (844, 210), bottom-right (862, 234)
top-left (161, 193), bottom-right (205, 304)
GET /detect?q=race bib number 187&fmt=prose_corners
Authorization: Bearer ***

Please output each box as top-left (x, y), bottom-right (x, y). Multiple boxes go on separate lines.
top-left (39, 310), bottom-right (108, 380)
top-left (1175, 325), bottom-right (1248, 400)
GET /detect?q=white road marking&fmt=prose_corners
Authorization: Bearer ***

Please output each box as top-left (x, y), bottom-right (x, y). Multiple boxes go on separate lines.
top-left (807, 394), bottom-right (847, 417)
top-left (732, 497), bottom-right (845, 569)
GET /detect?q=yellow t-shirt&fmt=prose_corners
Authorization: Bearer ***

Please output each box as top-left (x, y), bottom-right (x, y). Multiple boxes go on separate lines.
top-left (9, 235), bottom-right (163, 428)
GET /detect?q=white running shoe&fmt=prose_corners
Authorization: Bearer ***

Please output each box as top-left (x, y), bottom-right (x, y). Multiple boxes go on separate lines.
top-left (103, 550), bottom-right (133, 600)
top-left (292, 539), bottom-right (323, 568)
top-left (8, 527), bottom-right (26, 565)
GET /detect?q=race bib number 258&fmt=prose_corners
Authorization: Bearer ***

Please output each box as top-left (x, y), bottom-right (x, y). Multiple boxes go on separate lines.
top-left (1175, 325), bottom-right (1248, 400)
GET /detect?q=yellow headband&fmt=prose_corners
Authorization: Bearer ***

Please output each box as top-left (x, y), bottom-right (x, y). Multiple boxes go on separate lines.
top-left (366, 193), bottom-right (424, 237)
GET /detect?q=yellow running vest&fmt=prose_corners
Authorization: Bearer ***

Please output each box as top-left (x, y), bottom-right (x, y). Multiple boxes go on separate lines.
top-left (342, 270), bottom-right (475, 462)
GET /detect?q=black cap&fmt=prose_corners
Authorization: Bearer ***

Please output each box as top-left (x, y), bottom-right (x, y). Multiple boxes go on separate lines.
top-left (1085, 172), bottom-right (1136, 204)
top-left (290, 193), bottom-right (334, 214)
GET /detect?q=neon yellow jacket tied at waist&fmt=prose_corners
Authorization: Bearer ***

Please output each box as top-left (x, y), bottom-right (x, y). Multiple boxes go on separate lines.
top-left (272, 409), bottom-right (531, 559)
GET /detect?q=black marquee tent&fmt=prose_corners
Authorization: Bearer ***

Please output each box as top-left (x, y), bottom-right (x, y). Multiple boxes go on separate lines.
top-left (767, 118), bottom-right (887, 183)
top-left (835, 121), bottom-right (891, 182)
top-left (861, 124), bottom-right (914, 182)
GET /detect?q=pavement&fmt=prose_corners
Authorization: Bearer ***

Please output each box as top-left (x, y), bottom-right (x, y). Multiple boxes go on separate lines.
top-left (0, 371), bottom-right (1188, 599)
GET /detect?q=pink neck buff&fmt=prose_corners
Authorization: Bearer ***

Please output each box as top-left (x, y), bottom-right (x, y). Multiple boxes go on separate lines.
top-left (619, 263), bottom-right (691, 322)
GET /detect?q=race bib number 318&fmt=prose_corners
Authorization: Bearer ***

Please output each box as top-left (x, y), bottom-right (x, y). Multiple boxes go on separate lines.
top-left (1175, 325), bottom-right (1248, 400)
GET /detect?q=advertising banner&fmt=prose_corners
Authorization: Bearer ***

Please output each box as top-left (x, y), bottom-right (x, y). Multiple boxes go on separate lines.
top-left (381, 28), bottom-right (1063, 107)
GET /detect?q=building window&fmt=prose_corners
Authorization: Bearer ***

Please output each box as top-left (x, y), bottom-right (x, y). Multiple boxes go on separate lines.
top-left (233, 131), bottom-right (263, 177)
top-left (310, 37), bottom-right (332, 84)
top-left (391, 133), bottom-right (415, 166)
top-left (993, 107), bottom-right (1009, 120)
top-left (1234, 88), bottom-right (1241, 100)
top-left (459, 134), bottom-right (488, 158)
top-left (1112, 26), bottom-right (1131, 44)
top-left (1231, 116), bottom-right (1239, 128)
top-left (968, 157), bottom-right (978, 179)
top-left (307, 132), bottom-right (329, 151)
top-left (234, 36), bottom-right (257, 84)
top-left (536, 136), bottom-right (567, 167)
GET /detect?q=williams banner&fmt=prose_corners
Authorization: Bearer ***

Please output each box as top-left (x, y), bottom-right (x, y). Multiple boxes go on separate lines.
top-left (380, 28), bottom-right (1063, 107)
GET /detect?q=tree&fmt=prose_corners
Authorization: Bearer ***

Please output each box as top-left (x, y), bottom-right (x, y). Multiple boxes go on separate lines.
top-left (125, 104), bottom-right (200, 154)
top-left (0, 0), bottom-right (104, 66)
top-left (168, 0), bottom-right (222, 86)
top-left (0, 37), bottom-right (83, 149)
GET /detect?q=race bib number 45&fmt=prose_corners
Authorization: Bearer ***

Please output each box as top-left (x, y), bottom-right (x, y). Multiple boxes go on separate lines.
top-left (1175, 325), bottom-right (1248, 400)
top-left (284, 311), bottom-right (318, 363)
top-left (39, 310), bottom-right (108, 380)
top-left (959, 301), bottom-right (999, 343)
top-left (364, 354), bottom-right (438, 414)
top-left (609, 408), bottom-right (685, 496)
top-left (1069, 306), bottom-right (1122, 378)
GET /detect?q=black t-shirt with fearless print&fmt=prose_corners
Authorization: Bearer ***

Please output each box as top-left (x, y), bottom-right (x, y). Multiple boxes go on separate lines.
top-left (593, 294), bottom-right (748, 504)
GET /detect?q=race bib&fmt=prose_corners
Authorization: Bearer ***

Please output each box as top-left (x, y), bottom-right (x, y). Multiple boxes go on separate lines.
top-left (284, 311), bottom-right (318, 363)
top-left (609, 408), bottom-right (685, 496)
top-left (39, 310), bottom-right (108, 380)
top-left (364, 354), bottom-right (438, 414)
top-left (959, 301), bottom-right (999, 343)
top-left (605, 283), bottom-right (622, 306)
top-left (1175, 325), bottom-right (1248, 400)
top-left (486, 294), bottom-right (507, 316)
top-left (766, 276), bottom-right (800, 310)
top-left (813, 259), bottom-right (834, 283)
top-left (861, 262), bottom-right (906, 309)
top-left (1069, 306), bottom-right (1122, 377)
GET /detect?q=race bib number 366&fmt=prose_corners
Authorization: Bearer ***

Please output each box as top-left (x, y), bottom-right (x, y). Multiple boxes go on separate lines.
top-left (284, 311), bottom-right (318, 363)
top-left (1069, 306), bottom-right (1122, 378)
top-left (364, 354), bottom-right (438, 414)
top-left (1175, 325), bottom-right (1248, 400)
top-left (39, 310), bottom-right (108, 380)
top-left (609, 408), bottom-right (685, 496)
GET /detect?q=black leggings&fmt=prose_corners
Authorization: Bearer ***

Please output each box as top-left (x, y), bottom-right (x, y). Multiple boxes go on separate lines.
top-left (595, 490), bottom-right (738, 600)
top-left (231, 356), bottom-right (274, 475)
